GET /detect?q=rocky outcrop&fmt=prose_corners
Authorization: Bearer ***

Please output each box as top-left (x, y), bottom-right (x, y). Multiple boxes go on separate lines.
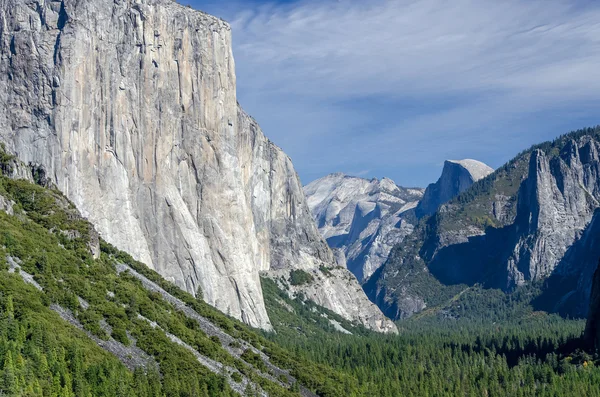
top-left (305, 173), bottom-right (423, 281)
top-left (415, 159), bottom-right (493, 218)
top-left (0, 0), bottom-right (395, 333)
top-left (367, 131), bottom-right (600, 320)
top-left (506, 142), bottom-right (600, 287)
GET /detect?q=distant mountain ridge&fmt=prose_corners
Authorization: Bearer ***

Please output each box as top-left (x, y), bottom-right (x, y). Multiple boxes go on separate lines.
top-left (365, 127), bottom-right (600, 321)
top-left (416, 159), bottom-right (494, 219)
top-left (305, 174), bottom-right (423, 281)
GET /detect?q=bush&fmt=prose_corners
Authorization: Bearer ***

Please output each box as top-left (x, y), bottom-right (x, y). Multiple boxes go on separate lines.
top-left (111, 326), bottom-right (130, 346)
top-left (241, 349), bottom-right (268, 373)
top-left (289, 270), bottom-right (314, 286)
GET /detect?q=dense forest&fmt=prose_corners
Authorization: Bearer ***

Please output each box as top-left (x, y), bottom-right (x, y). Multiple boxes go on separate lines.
top-left (263, 276), bottom-right (600, 397)
top-left (1, 146), bottom-right (600, 396)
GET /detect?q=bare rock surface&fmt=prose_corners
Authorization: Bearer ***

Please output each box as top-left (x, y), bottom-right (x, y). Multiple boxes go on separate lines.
top-left (0, 0), bottom-right (394, 332)
top-left (305, 173), bottom-right (423, 281)
top-left (416, 159), bottom-right (494, 218)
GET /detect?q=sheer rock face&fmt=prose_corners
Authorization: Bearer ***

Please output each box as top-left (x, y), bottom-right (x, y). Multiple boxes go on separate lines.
top-left (305, 173), bottom-right (423, 281)
top-left (0, 0), bottom-right (396, 333)
top-left (368, 134), bottom-right (600, 320)
top-left (507, 143), bottom-right (600, 287)
top-left (416, 159), bottom-right (494, 218)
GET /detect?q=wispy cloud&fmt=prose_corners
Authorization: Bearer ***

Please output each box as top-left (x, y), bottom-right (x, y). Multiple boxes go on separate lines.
top-left (193, 0), bottom-right (600, 186)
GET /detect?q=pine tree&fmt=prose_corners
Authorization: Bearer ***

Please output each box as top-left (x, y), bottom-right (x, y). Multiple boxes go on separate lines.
top-left (3, 350), bottom-right (18, 395)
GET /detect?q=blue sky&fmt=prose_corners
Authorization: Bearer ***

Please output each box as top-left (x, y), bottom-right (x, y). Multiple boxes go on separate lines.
top-left (183, 0), bottom-right (600, 187)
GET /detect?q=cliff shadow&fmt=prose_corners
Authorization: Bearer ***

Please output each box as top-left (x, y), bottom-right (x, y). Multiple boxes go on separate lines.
top-left (532, 208), bottom-right (600, 318)
top-left (425, 223), bottom-right (519, 289)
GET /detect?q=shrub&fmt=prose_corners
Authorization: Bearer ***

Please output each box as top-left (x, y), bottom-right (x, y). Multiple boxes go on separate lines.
top-left (231, 372), bottom-right (243, 383)
top-left (111, 327), bottom-right (130, 346)
top-left (241, 349), bottom-right (267, 373)
top-left (289, 270), bottom-right (313, 286)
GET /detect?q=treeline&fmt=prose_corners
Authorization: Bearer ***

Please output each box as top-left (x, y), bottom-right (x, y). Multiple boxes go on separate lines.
top-left (264, 276), bottom-right (600, 397)
top-left (268, 314), bottom-right (600, 396)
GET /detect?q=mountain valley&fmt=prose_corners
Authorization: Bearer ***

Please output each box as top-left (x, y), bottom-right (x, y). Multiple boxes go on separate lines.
top-left (1, 0), bottom-right (600, 396)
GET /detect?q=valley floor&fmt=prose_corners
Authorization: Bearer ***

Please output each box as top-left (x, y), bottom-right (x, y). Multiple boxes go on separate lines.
top-left (263, 278), bottom-right (600, 397)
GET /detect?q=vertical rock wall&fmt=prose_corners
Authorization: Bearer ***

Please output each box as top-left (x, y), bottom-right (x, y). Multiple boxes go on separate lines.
top-left (0, 0), bottom-right (396, 333)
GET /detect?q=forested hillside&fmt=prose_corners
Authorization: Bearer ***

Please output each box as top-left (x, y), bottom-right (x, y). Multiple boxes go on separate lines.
top-left (2, 143), bottom-right (600, 397)
top-left (0, 146), bottom-right (359, 396)
top-left (366, 127), bottom-right (600, 321)
top-left (263, 277), bottom-right (600, 396)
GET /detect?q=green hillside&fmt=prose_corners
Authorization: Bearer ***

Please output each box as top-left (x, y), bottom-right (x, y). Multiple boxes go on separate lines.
top-left (0, 145), bottom-right (360, 397)
top-left (366, 126), bottom-right (600, 321)
top-left (262, 269), bottom-right (600, 397)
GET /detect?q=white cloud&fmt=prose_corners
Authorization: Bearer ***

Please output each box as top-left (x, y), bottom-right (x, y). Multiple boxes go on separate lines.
top-left (197, 0), bottom-right (600, 186)
top-left (230, 0), bottom-right (600, 101)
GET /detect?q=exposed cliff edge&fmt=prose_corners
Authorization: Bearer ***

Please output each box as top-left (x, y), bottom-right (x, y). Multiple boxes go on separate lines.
top-left (366, 129), bottom-right (600, 320)
top-left (305, 173), bottom-right (423, 281)
top-left (415, 159), bottom-right (494, 219)
top-left (0, 0), bottom-right (396, 333)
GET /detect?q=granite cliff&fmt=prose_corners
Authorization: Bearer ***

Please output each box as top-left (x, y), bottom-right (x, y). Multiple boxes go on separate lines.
top-left (366, 129), bottom-right (600, 320)
top-left (0, 0), bottom-right (395, 333)
top-left (415, 159), bottom-right (493, 219)
top-left (305, 174), bottom-right (423, 282)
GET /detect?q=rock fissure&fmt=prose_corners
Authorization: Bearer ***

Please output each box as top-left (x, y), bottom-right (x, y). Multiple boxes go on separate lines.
top-left (0, 0), bottom-right (395, 333)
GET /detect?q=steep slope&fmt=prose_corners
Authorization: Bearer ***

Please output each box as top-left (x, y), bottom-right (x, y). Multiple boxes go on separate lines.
top-left (415, 159), bottom-right (494, 218)
top-left (305, 174), bottom-right (423, 281)
top-left (366, 128), bottom-right (600, 320)
top-left (0, 0), bottom-right (394, 333)
top-left (0, 148), bottom-right (392, 397)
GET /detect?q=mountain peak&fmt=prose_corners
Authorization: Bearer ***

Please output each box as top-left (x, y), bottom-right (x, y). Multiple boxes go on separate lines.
top-left (305, 174), bottom-right (424, 281)
top-left (445, 159), bottom-right (494, 182)
top-left (416, 159), bottom-right (494, 219)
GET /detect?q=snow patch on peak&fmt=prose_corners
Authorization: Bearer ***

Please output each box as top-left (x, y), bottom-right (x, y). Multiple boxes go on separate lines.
top-left (380, 177), bottom-right (401, 193)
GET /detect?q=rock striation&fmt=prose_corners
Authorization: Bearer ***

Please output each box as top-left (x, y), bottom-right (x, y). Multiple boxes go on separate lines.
top-left (415, 159), bottom-right (493, 218)
top-left (0, 0), bottom-right (396, 333)
top-left (305, 173), bottom-right (423, 281)
top-left (367, 130), bottom-right (600, 320)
